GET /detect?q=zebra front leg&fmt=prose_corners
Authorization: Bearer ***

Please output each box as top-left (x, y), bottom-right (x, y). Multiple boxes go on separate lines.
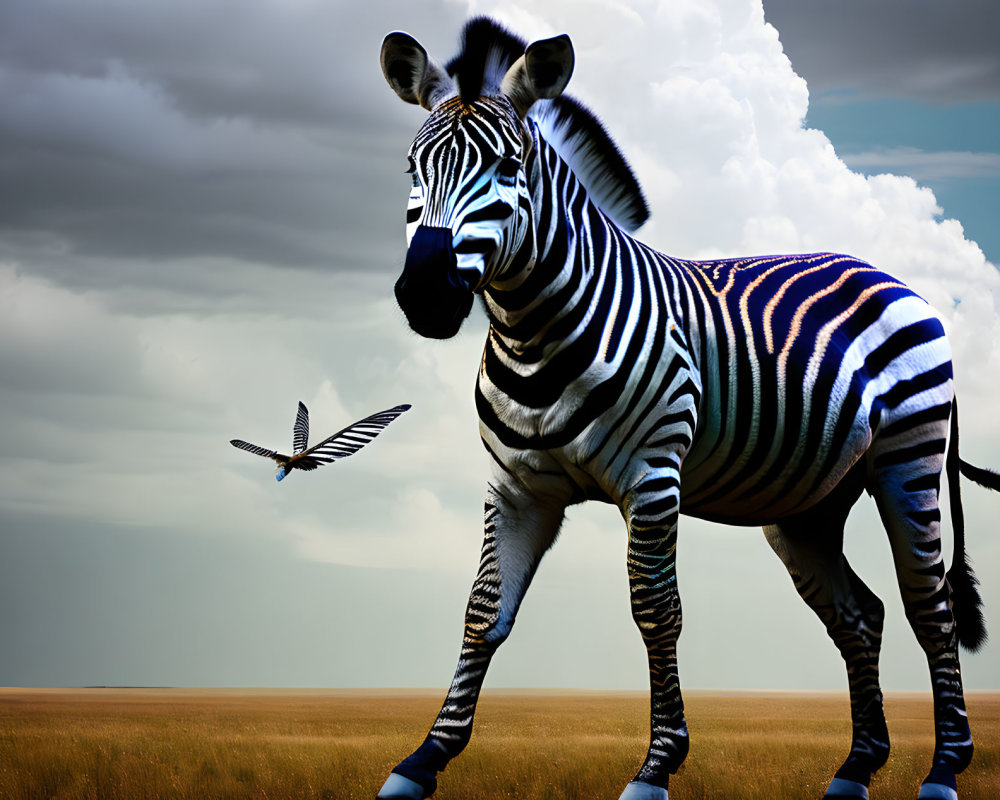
top-left (378, 482), bottom-right (566, 800)
top-left (619, 472), bottom-right (687, 800)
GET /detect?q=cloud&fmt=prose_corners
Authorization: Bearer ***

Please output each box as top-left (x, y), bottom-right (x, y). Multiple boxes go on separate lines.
top-left (288, 486), bottom-right (480, 571)
top-left (762, 0), bottom-right (1000, 103)
top-left (459, 0), bottom-right (1000, 689)
top-left (1, 0), bottom-right (998, 689)
top-left (0, 0), bottom-right (465, 274)
top-left (840, 147), bottom-right (1000, 182)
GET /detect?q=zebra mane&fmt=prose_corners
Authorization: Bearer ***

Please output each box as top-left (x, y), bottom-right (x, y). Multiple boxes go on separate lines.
top-left (529, 97), bottom-right (649, 232)
top-left (446, 16), bottom-right (527, 104)
top-left (447, 16), bottom-right (650, 233)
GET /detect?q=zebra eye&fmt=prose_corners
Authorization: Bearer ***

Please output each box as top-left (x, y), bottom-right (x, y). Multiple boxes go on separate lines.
top-left (405, 158), bottom-right (420, 187)
top-left (406, 160), bottom-right (422, 190)
top-left (495, 158), bottom-right (520, 186)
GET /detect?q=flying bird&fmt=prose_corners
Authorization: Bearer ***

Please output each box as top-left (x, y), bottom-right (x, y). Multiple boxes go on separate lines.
top-left (231, 402), bottom-right (411, 481)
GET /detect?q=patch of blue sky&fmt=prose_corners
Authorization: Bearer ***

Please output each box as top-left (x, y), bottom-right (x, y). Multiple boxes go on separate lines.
top-left (806, 94), bottom-right (1000, 152)
top-left (805, 94), bottom-right (1000, 266)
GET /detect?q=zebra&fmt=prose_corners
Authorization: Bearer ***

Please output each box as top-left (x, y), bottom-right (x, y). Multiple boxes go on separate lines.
top-left (376, 16), bottom-right (996, 800)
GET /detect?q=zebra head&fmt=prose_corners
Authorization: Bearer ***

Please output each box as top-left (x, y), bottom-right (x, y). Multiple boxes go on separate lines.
top-left (380, 22), bottom-right (574, 339)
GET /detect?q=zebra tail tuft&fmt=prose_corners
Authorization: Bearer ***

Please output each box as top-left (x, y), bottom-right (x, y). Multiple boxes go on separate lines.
top-left (948, 555), bottom-right (987, 652)
top-left (946, 399), bottom-right (988, 653)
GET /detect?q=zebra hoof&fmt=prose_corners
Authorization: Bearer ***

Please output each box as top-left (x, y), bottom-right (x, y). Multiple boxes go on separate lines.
top-left (618, 781), bottom-right (668, 800)
top-left (917, 784), bottom-right (958, 800)
top-left (824, 777), bottom-right (869, 799)
top-left (377, 772), bottom-right (428, 799)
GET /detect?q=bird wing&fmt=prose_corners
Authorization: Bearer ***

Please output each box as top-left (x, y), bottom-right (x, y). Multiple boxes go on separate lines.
top-left (292, 401), bottom-right (309, 455)
top-left (230, 439), bottom-right (289, 464)
top-left (289, 404), bottom-right (411, 468)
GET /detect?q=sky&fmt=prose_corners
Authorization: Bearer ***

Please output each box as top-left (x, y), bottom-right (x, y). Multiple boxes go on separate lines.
top-left (1, 0), bottom-right (998, 692)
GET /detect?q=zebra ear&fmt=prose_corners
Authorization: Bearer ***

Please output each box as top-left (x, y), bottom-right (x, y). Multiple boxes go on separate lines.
top-left (501, 34), bottom-right (574, 118)
top-left (381, 32), bottom-right (454, 110)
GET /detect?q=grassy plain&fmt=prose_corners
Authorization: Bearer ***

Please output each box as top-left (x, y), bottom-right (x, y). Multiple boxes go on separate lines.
top-left (0, 689), bottom-right (997, 799)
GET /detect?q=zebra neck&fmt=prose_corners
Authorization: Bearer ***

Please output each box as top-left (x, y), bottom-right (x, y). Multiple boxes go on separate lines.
top-left (482, 135), bottom-right (615, 355)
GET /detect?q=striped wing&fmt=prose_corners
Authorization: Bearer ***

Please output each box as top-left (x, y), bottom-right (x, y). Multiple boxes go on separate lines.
top-left (230, 439), bottom-right (288, 463)
top-left (290, 404), bottom-right (411, 469)
top-left (292, 401), bottom-right (310, 455)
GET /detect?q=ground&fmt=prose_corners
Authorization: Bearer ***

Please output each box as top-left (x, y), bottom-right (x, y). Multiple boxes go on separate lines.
top-left (1, 689), bottom-right (998, 799)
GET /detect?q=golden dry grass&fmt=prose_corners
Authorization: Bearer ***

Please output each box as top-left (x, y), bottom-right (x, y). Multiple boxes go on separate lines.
top-left (0, 689), bottom-right (997, 799)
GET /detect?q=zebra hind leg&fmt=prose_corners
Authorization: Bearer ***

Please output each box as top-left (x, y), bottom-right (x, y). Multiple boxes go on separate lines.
top-left (765, 515), bottom-right (890, 800)
top-left (872, 465), bottom-right (972, 800)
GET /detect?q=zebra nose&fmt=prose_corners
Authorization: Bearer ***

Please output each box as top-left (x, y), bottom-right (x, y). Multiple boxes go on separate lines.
top-left (396, 225), bottom-right (460, 290)
top-left (395, 225), bottom-right (474, 339)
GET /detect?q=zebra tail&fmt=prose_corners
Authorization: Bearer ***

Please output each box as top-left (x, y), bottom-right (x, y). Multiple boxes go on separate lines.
top-left (959, 458), bottom-right (1000, 491)
top-left (946, 398), bottom-right (988, 653)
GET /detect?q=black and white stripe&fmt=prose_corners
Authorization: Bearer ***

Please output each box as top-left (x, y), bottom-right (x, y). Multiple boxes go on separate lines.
top-left (230, 403), bottom-right (411, 479)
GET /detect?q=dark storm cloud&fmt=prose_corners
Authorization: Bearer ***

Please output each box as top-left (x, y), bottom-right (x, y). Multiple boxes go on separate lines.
top-left (763, 0), bottom-right (1000, 103)
top-left (0, 0), bottom-right (463, 286)
top-left (0, 0), bottom-right (436, 132)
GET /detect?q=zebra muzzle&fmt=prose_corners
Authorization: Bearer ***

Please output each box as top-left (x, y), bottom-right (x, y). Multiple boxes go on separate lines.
top-left (395, 225), bottom-right (475, 339)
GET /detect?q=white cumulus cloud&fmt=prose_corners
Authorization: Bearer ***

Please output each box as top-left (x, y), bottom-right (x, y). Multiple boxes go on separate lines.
top-left (454, 0), bottom-right (1000, 690)
top-left (469, 0), bottom-right (999, 447)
